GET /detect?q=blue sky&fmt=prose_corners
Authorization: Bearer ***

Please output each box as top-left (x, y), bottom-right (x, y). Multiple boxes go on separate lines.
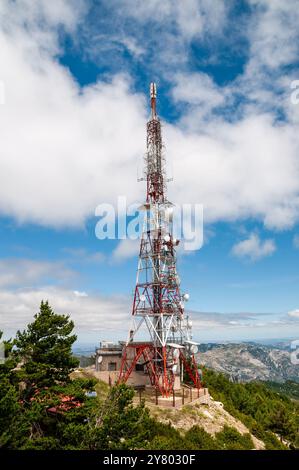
top-left (0, 0), bottom-right (299, 345)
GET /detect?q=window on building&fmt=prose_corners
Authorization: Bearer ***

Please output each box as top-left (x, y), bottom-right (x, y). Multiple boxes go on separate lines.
top-left (108, 362), bottom-right (117, 371)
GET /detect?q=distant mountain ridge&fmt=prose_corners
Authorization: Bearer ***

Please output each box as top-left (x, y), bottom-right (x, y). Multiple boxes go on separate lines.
top-left (73, 341), bottom-right (299, 383)
top-left (197, 342), bottom-right (299, 383)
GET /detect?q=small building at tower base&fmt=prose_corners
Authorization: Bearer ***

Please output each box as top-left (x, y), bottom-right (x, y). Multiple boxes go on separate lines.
top-left (95, 340), bottom-right (181, 390)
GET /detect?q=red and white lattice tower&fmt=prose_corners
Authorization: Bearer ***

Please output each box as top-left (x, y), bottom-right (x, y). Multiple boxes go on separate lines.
top-left (118, 83), bottom-right (201, 397)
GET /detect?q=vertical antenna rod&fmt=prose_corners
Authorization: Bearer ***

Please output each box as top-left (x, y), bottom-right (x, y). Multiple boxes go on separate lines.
top-left (150, 82), bottom-right (157, 119)
top-left (147, 82), bottom-right (164, 204)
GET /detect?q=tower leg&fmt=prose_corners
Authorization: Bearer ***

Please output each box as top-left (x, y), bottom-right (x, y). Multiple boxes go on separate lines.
top-left (179, 351), bottom-right (201, 389)
top-left (118, 343), bottom-right (176, 398)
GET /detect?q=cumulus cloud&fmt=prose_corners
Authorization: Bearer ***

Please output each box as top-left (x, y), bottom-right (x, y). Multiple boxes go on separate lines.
top-left (0, 286), bottom-right (129, 335)
top-left (172, 72), bottom-right (226, 123)
top-left (0, 282), bottom-right (295, 343)
top-left (0, 0), bottom-right (146, 227)
top-left (0, 258), bottom-right (76, 288)
top-left (0, 250), bottom-right (294, 343)
top-left (0, 255), bottom-right (129, 338)
top-left (165, 116), bottom-right (299, 229)
top-left (231, 233), bottom-right (276, 261)
top-left (229, 0), bottom-right (299, 120)
top-left (112, 239), bottom-right (140, 262)
top-left (247, 0), bottom-right (299, 71)
top-left (118, 0), bottom-right (227, 41)
top-left (73, 290), bottom-right (88, 297)
top-left (0, 0), bottom-right (85, 32)
top-left (288, 309), bottom-right (299, 319)
top-left (1, 1), bottom-right (299, 233)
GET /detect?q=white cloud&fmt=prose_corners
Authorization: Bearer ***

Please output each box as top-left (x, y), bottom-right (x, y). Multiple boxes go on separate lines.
top-left (0, 1), bottom-right (145, 227)
top-left (165, 115), bottom-right (299, 229)
top-left (247, 0), bottom-right (299, 70)
top-left (73, 290), bottom-right (88, 297)
top-left (0, 0), bottom-right (86, 55)
top-left (112, 239), bottom-right (140, 262)
top-left (0, 258), bottom-right (76, 288)
top-left (0, 255), bottom-right (129, 338)
top-left (231, 233), bottom-right (276, 261)
top-left (1, 0), bottom-right (299, 235)
top-left (1, 283), bottom-right (295, 343)
top-left (230, 1), bottom-right (299, 120)
top-left (173, 72), bottom-right (224, 107)
top-left (0, 286), bottom-right (129, 335)
top-left (119, 36), bottom-right (145, 58)
top-left (288, 309), bottom-right (299, 319)
top-left (0, 250), bottom-right (294, 343)
top-left (172, 72), bottom-right (225, 122)
top-left (118, 0), bottom-right (227, 41)
top-left (83, 0), bottom-right (228, 75)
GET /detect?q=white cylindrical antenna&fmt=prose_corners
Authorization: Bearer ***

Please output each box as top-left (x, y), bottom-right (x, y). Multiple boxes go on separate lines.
top-left (150, 82), bottom-right (157, 98)
top-left (150, 82), bottom-right (157, 118)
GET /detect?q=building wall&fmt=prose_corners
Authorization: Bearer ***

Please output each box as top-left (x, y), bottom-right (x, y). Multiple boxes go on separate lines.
top-left (95, 345), bottom-right (183, 389)
top-left (93, 369), bottom-right (152, 387)
top-left (95, 352), bottom-right (122, 372)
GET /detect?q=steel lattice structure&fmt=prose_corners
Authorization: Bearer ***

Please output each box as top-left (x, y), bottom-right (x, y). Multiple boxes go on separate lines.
top-left (118, 83), bottom-right (201, 397)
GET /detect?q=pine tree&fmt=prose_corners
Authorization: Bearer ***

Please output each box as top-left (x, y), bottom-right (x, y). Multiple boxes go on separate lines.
top-left (0, 331), bottom-right (23, 448)
top-left (14, 301), bottom-right (79, 396)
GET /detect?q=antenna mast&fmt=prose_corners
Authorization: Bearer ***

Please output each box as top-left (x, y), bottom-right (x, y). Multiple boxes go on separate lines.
top-left (118, 83), bottom-right (201, 397)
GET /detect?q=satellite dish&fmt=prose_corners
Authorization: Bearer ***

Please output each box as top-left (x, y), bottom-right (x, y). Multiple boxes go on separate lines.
top-left (185, 340), bottom-right (200, 346)
top-left (140, 294), bottom-right (146, 302)
top-left (191, 345), bottom-right (198, 354)
top-left (167, 343), bottom-right (185, 349)
top-left (172, 364), bottom-right (178, 373)
top-left (164, 234), bottom-right (170, 242)
top-left (187, 320), bottom-right (193, 329)
top-left (97, 356), bottom-right (103, 364)
top-left (183, 293), bottom-right (190, 301)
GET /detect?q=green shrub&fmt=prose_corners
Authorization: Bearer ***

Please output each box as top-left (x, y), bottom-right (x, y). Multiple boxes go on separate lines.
top-left (215, 425), bottom-right (254, 450)
top-left (185, 426), bottom-right (217, 449)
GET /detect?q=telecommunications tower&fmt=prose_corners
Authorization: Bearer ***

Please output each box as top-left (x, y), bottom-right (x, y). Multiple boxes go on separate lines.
top-left (118, 83), bottom-right (201, 397)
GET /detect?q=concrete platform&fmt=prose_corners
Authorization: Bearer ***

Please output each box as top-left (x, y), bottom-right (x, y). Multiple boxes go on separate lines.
top-left (190, 388), bottom-right (210, 405)
top-left (183, 387), bottom-right (208, 397)
top-left (157, 396), bottom-right (183, 408)
top-left (181, 387), bottom-right (210, 405)
top-left (191, 387), bottom-right (207, 397)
